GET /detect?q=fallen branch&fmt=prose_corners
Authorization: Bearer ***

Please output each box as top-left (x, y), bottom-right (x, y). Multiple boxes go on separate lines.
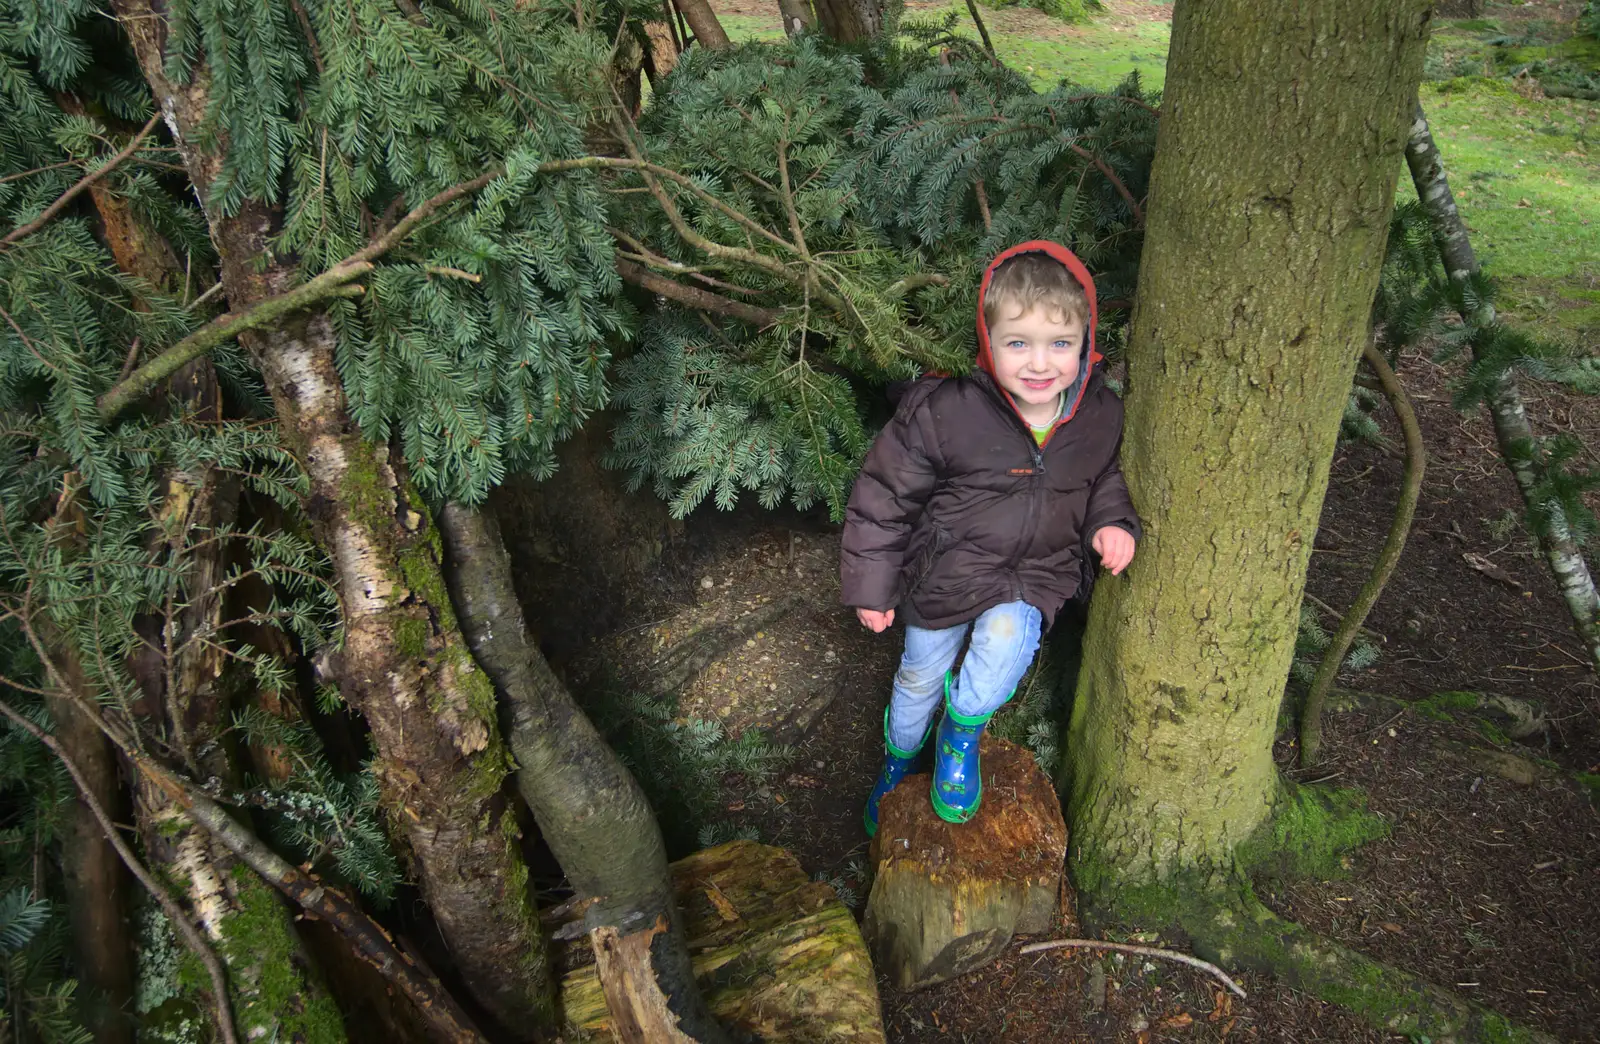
top-left (0, 693), bottom-right (240, 1044)
top-left (1406, 96), bottom-right (1600, 672)
top-left (617, 258), bottom-right (781, 326)
top-left (1300, 341), bottom-right (1424, 766)
top-left (1066, 142), bottom-right (1145, 227)
top-left (1018, 938), bottom-right (1246, 999)
top-left (1, 112), bottom-right (162, 248)
top-left (1302, 592), bottom-right (1384, 644)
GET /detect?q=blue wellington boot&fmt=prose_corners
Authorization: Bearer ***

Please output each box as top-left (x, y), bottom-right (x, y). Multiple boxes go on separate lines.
top-left (864, 708), bottom-right (931, 838)
top-left (930, 688), bottom-right (994, 824)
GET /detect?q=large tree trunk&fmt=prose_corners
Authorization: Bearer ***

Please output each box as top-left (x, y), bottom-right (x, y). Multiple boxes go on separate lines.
top-left (1403, 99), bottom-right (1600, 671)
top-left (111, 4), bottom-right (555, 1034)
top-left (1065, 0), bottom-right (1430, 905)
top-left (672, 0), bottom-right (731, 49)
top-left (812, 0), bottom-right (889, 42)
top-left (47, 689), bottom-right (134, 1044)
top-left (437, 504), bottom-right (731, 1044)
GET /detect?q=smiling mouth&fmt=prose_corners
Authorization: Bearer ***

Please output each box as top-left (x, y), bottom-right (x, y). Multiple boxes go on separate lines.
top-left (1021, 378), bottom-right (1057, 390)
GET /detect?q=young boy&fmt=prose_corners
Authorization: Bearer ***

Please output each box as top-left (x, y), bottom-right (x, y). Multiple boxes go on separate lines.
top-left (842, 241), bottom-right (1140, 835)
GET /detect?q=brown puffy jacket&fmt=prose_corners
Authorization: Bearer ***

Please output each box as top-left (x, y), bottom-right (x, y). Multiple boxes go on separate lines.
top-left (840, 241), bottom-right (1140, 630)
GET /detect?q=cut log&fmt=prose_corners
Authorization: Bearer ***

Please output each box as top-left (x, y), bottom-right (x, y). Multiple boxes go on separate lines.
top-left (863, 737), bottom-right (1068, 990)
top-left (560, 841), bottom-right (886, 1043)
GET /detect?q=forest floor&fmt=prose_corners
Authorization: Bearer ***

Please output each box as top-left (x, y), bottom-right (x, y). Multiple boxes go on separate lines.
top-left (536, 3), bottom-right (1600, 1041)
top-left (580, 342), bottom-right (1600, 1043)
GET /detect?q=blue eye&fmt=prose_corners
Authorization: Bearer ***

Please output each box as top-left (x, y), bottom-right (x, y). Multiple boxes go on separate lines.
top-left (1006, 340), bottom-right (1027, 350)
top-left (1053, 340), bottom-right (1070, 349)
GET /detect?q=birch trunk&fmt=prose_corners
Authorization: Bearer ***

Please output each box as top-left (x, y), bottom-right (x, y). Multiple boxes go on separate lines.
top-left (1066, 0), bottom-right (1430, 905)
top-left (1404, 99), bottom-right (1600, 670)
top-left (112, 3), bottom-right (555, 1033)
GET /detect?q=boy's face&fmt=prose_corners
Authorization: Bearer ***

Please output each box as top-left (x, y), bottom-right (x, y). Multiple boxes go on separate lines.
top-left (988, 303), bottom-right (1084, 424)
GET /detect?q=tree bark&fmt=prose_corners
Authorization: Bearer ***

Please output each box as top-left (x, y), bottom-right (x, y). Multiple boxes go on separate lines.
top-left (777, 0), bottom-right (816, 37)
top-left (111, 4), bottom-right (555, 1035)
top-left (672, 0), bottom-right (732, 49)
top-left (1065, 0), bottom-right (1430, 904)
top-left (47, 690), bottom-right (135, 1044)
top-left (1403, 98), bottom-right (1600, 671)
top-left (435, 504), bottom-right (731, 1044)
top-left (812, 0), bottom-right (886, 42)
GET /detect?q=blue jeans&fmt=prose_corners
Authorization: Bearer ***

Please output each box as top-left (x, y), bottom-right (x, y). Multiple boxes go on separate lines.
top-left (885, 601), bottom-right (1043, 752)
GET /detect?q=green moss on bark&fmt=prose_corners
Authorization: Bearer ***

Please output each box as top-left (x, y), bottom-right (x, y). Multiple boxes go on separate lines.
top-left (219, 869), bottom-right (347, 1044)
top-left (1238, 781), bottom-right (1388, 882)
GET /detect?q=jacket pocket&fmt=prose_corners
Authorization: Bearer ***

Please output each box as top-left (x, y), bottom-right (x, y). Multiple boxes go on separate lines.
top-left (904, 524), bottom-right (951, 595)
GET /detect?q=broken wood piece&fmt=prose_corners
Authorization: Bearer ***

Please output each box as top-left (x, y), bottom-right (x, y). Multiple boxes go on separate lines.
top-left (560, 840), bottom-right (885, 1043)
top-left (863, 737), bottom-right (1067, 990)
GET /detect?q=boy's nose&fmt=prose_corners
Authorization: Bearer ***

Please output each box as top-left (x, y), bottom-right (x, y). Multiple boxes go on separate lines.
top-left (1028, 346), bottom-right (1052, 371)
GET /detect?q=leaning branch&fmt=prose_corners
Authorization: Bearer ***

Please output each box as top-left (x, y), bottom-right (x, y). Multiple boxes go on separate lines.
top-left (1299, 341), bottom-right (1425, 766)
top-left (0, 693), bottom-right (240, 1044)
top-left (137, 759), bottom-right (489, 1044)
top-left (1066, 142), bottom-right (1145, 226)
top-left (1405, 96), bottom-right (1600, 671)
top-left (1, 112), bottom-right (162, 248)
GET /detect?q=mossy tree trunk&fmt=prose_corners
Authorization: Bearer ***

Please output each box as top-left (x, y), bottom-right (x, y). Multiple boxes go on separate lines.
top-left (812, 0), bottom-right (892, 42)
top-left (112, 4), bottom-right (554, 1035)
top-left (437, 504), bottom-right (731, 1044)
top-left (1065, 0), bottom-right (1430, 906)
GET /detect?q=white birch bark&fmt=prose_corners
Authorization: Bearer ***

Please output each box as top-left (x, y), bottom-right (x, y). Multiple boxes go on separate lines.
top-left (1404, 98), bottom-right (1600, 671)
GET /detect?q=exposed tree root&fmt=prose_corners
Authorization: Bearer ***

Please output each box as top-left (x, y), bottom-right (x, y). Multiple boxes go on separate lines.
top-left (1177, 887), bottom-right (1557, 1044)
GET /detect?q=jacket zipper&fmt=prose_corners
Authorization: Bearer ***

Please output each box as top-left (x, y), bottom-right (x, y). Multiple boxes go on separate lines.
top-left (1005, 425), bottom-right (1047, 602)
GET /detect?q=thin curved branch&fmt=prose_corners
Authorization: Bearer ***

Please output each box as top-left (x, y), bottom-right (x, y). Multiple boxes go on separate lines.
top-left (1018, 937), bottom-right (1247, 998)
top-left (1299, 340), bottom-right (1425, 766)
top-left (1065, 142), bottom-right (1145, 226)
top-left (1, 112), bottom-right (162, 248)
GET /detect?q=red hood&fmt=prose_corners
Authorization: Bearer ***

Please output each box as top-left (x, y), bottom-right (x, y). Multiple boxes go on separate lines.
top-left (975, 240), bottom-right (1101, 439)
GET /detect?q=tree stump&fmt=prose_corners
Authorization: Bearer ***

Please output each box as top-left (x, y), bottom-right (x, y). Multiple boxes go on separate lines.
top-left (559, 840), bottom-right (886, 1043)
top-left (863, 737), bottom-right (1069, 990)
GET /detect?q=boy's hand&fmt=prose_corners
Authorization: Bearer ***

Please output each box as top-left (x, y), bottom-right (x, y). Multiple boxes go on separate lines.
top-left (856, 608), bottom-right (895, 633)
top-left (1092, 526), bottom-right (1137, 576)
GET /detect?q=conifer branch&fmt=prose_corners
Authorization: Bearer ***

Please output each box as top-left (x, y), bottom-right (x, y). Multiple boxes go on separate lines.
top-left (0, 692), bottom-right (241, 1044)
top-left (98, 282), bottom-right (368, 420)
top-left (1065, 142), bottom-right (1145, 226)
top-left (1, 112), bottom-right (162, 248)
top-left (99, 170), bottom-right (506, 421)
top-left (617, 259), bottom-right (781, 325)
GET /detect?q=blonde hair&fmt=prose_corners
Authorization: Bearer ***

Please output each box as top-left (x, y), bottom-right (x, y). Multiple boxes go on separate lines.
top-left (983, 253), bottom-right (1089, 330)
